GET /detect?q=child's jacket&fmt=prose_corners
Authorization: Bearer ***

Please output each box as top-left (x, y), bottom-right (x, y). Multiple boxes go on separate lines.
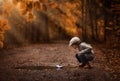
top-left (78, 42), bottom-right (94, 61)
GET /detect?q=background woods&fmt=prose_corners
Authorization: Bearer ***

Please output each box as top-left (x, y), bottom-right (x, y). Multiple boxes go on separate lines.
top-left (0, 0), bottom-right (119, 81)
top-left (0, 0), bottom-right (119, 48)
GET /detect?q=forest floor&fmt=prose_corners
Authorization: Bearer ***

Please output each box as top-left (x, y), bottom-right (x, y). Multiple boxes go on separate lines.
top-left (0, 43), bottom-right (119, 81)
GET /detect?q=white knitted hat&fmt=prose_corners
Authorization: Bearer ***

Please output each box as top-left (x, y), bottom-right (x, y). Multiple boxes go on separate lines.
top-left (69, 37), bottom-right (81, 46)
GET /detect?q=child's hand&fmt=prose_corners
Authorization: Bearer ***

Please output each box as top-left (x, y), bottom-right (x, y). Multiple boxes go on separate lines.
top-left (77, 51), bottom-right (81, 55)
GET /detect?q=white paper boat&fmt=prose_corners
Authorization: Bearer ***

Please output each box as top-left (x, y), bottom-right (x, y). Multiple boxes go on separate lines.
top-left (55, 65), bottom-right (63, 68)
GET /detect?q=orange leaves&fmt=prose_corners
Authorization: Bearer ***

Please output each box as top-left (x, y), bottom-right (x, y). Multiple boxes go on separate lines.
top-left (20, 1), bottom-right (26, 10)
top-left (0, 1), bottom-right (3, 16)
top-left (11, 0), bottom-right (58, 22)
top-left (49, 1), bottom-right (57, 9)
top-left (0, 41), bottom-right (3, 48)
top-left (26, 12), bottom-right (35, 22)
top-left (0, 1), bottom-right (11, 48)
top-left (34, 2), bottom-right (47, 12)
top-left (3, 25), bottom-right (10, 31)
top-left (34, 1), bottom-right (41, 11)
top-left (39, 0), bottom-right (48, 3)
top-left (12, 0), bottom-right (18, 5)
top-left (1, 19), bottom-right (8, 26)
top-left (0, 34), bottom-right (4, 41)
top-left (0, 1), bottom-right (13, 17)
top-left (4, 2), bottom-right (13, 16)
top-left (0, 0), bottom-right (58, 21)
top-left (42, 4), bottom-right (47, 12)
top-left (0, 19), bottom-right (10, 31)
top-left (0, 19), bottom-right (10, 48)
top-left (20, 9), bottom-right (28, 15)
top-left (12, 0), bottom-right (57, 22)
top-left (0, 6), bottom-right (3, 16)
top-left (19, 1), bottom-right (35, 21)
top-left (26, 1), bottom-right (34, 12)
top-left (12, 0), bottom-right (57, 12)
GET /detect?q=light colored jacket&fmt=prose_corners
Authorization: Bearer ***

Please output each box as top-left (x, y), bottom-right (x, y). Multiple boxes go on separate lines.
top-left (78, 42), bottom-right (94, 60)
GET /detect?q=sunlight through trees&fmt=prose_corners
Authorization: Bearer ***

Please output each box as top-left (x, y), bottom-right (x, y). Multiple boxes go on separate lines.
top-left (0, 0), bottom-right (119, 48)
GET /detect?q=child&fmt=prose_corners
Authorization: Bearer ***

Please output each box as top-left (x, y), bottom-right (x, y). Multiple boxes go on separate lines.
top-left (69, 37), bottom-right (94, 68)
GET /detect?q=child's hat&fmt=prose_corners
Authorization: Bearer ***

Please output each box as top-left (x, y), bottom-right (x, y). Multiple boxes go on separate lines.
top-left (69, 37), bottom-right (81, 46)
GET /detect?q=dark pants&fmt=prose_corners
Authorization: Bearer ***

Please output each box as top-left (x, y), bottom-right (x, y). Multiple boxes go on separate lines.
top-left (75, 54), bottom-right (88, 66)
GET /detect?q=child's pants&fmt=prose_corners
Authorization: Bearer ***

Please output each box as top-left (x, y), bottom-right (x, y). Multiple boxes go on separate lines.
top-left (75, 54), bottom-right (88, 66)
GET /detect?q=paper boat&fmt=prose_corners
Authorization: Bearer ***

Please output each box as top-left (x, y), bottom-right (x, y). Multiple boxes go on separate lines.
top-left (55, 65), bottom-right (63, 68)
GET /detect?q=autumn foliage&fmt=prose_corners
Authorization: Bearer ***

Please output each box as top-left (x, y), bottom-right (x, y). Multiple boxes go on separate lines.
top-left (0, 19), bottom-right (10, 48)
top-left (0, 0), bottom-right (119, 49)
top-left (0, 0), bottom-right (57, 48)
top-left (12, 0), bottom-right (57, 22)
top-left (0, 1), bottom-right (11, 48)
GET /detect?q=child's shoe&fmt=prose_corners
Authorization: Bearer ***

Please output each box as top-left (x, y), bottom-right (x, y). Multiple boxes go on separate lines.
top-left (79, 63), bottom-right (85, 67)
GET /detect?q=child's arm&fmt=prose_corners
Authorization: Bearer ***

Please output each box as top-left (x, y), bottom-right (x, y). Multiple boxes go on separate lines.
top-left (79, 42), bottom-right (92, 54)
top-left (80, 48), bottom-right (92, 54)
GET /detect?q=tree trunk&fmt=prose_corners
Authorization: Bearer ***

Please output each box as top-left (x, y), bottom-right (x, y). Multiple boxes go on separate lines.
top-left (44, 14), bottom-right (49, 42)
top-left (85, 0), bottom-right (87, 41)
top-left (88, 0), bottom-right (95, 40)
top-left (93, 1), bottom-right (98, 40)
top-left (81, 0), bottom-right (86, 41)
top-left (104, 12), bottom-right (107, 42)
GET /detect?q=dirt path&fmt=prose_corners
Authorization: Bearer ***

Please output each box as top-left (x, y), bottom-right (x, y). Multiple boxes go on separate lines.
top-left (0, 44), bottom-right (113, 81)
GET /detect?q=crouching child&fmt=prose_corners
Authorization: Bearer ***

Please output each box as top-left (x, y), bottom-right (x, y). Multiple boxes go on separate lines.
top-left (69, 37), bottom-right (94, 69)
